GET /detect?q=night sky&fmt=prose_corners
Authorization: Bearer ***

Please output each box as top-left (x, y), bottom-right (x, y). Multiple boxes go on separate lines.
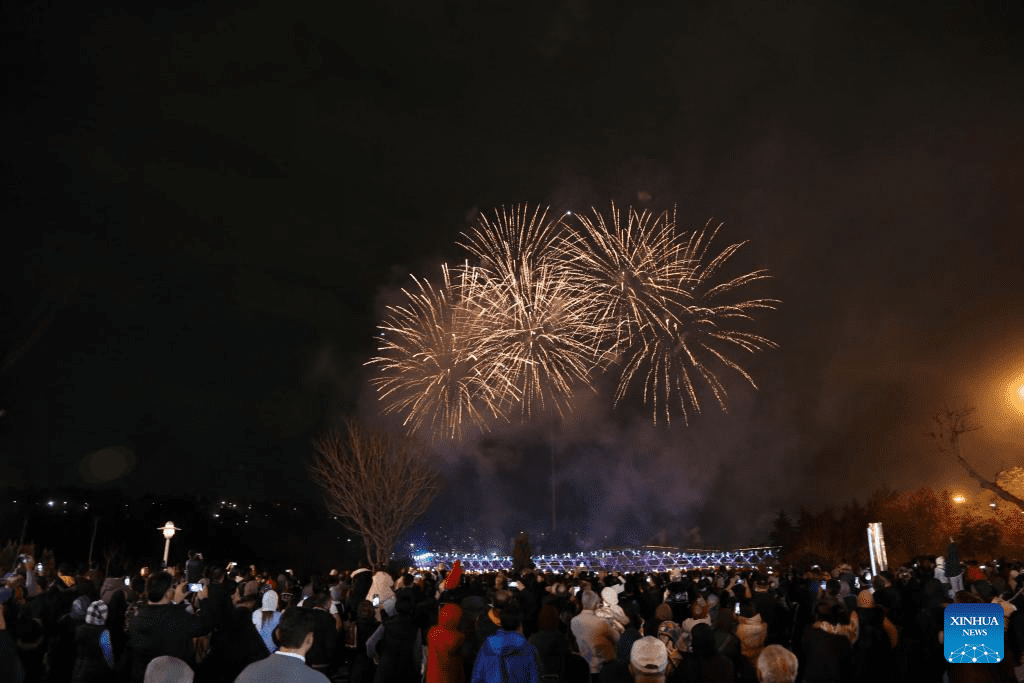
top-left (3, 0), bottom-right (1023, 547)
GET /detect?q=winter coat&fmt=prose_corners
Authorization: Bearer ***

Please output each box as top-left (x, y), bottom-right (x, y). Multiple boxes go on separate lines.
top-left (851, 606), bottom-right (894, 683)
top-left (374, 612), bottom-right (420, 683)
top-left (367, 571), bottom-right (396, 605)
top-left (427, 603), bottom-right (465, 683)
top-left (126, 601), bottom-right (211, 683)
top-left (735, 613), bottom-right (767, 665)
top-left (470, 629), bottom-right (541, 683)
top-left (70, 623), bottom-right (113, 683)
top-left (801, 625), bottom-right (852, 683)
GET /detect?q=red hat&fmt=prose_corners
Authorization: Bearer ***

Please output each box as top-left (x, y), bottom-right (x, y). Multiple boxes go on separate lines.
top-left (444, 560), bottom-right (463, 590)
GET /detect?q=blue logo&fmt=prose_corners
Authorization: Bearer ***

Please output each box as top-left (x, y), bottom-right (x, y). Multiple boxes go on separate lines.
top-left (944, 603), bottom-right (1004, 663)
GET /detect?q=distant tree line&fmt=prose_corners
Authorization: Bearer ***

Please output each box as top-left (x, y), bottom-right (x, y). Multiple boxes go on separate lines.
top-left (770, 482), bottom-right (1024, 569)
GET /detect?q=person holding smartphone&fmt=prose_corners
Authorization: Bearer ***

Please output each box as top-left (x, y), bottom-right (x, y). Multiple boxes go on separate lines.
top-left (125, 572), bottom-right (213, 683)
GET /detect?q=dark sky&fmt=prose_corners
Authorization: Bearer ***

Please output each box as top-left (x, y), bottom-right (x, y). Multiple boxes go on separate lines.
top-left (3, 0), bottom-right (1023, 547)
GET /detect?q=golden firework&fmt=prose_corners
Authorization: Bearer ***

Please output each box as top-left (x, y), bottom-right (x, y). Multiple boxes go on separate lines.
top-left (462, 204), bottom-right (606, 420)
top-left (368, 201), bottom-right (778, 438)
top-left (562, 204), bottom-right (778, 425)
top-left (458, 204), bottom-right (565, 278)
top-left (367, 264), bottom-right (513, 442)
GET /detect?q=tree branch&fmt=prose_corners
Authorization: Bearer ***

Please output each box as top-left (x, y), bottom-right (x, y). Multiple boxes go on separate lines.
top-left (929, 405), bottom-right (1024, 513)
top-left (310, 418), bottom-right (440, 566)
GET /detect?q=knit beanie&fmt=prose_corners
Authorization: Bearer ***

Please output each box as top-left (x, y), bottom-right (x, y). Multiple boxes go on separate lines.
top-left (85, 600), bottom-right (108, 626)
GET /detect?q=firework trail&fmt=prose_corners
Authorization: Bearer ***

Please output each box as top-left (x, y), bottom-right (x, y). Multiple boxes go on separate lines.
top-left (562, 204), bottom-right (778, 425)
top-left (368, 264), bottom-right (513, 442)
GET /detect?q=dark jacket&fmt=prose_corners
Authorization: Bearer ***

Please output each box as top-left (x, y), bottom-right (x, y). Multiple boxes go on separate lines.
top-left (374, 612), bottom-right (420, 683)
top-left (801, 626), bottom-right (851, 683)
top-left (0, 628), bottom-right (25, 683)
top-left (70, 623), bottom-right (112, 683)
top-left (126, 601), bottom-right (211, 683)
top-left (947, 542), bottom-right (962, 578)
top-left (470, 629), bottom-right (541, 683)
top-left (298, 606), bottom-right (338, 669)
top-left (851, 606), bottom-right (893, 682)
top-left (198, 604), bottom-right (268, 683)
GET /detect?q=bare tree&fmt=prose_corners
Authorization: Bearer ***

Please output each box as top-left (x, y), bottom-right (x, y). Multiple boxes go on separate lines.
top-left (310, 419), bottom-right (440, 566)
top-left (928, 406), bottom-right (1024, 512)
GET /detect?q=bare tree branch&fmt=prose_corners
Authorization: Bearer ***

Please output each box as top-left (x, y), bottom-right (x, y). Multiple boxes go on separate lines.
top-left (310, 419), bottom-right (440, 566)
top-left (928, 406), bottom-right (1024, 512)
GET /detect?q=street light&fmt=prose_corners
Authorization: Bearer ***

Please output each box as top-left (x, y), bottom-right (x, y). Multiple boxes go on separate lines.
top-left (159, 521), bottom-right (180, 568)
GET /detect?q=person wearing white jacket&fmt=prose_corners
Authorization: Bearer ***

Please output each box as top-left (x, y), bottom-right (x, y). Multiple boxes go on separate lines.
top-left (597, 586), bottom-right (630, 632)
top-left (571, 590), bottom-right (619, 675)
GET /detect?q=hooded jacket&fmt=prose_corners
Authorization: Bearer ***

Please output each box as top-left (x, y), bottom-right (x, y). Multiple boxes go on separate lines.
top-left (427, 604), bottom-right (465, 683)
top-left (367, 571), bottom-right (396, 605)
top-left (470, 629), bottom-right (541, 683)
top-left (598, 587), bottom-right (629, 628)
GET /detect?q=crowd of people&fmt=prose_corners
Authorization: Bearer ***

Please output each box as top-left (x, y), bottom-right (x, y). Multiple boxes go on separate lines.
top-left (1, 541), bottom-right (1023, 682)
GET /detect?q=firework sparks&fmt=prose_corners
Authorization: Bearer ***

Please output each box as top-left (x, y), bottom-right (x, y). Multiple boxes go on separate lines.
top-left (458, 204), bottom-right (564, 277)
top-left (368, 264), bottom-right (513, 442)
top-left (461, 204), bottom-right (606, 420)
top-left (563, 204), bottom-right (778, 425)
top-left (479, 260), bottom-right (607, 420)
top-left (368, 201), bottom-right (778, 439)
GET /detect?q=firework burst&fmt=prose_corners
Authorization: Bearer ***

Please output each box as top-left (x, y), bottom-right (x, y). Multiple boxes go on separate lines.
top-left (461, 204), bottom-right (606, 420)
top-left (368, 264), bottom-right (513, 442)
top-left (479, 260), bottom-right (608, 420)
top-left (458, 204), bottom-right (565, 278)
top-left (563, 204), bottom-right (778, 425)
top-left (368, 201), bottom-right (778, 439)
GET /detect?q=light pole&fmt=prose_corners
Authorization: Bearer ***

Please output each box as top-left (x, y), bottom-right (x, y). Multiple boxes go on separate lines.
top-left (159, 521), bottom-right (180, 568)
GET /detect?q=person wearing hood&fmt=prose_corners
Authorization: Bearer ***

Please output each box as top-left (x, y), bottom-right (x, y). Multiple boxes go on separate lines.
top-left (52, 582), bottom-right (93, 682)
top-left (597, 586), bottom-right (629, 633)
top-left (598, 619), bottom-right (642, 683)
top-left (251, 590), bottom-right (281, 654)
top-left (470, 603), bottom-right (541, 683)
top-left (427, 603), bottom-right (465, 683)
top-left (367, 567), bottom-right (396, 613)
top-left (735, 601), bottom-right (768, 669)
top-left (299, 590), bottom-right (340, 677)
top-left (70, 600), bottom-right (114, 683)
top-left (196, 580), bottom-right (266, 682)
